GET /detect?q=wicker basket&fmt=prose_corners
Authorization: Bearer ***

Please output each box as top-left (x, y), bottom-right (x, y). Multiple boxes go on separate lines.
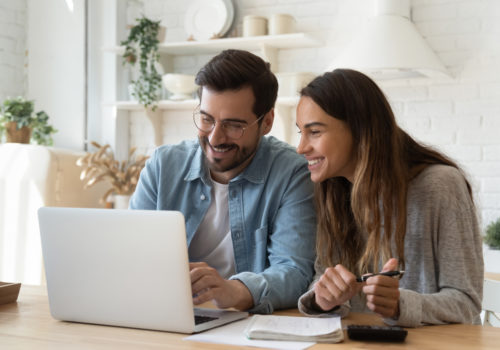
top-left (5, 122), bottom-right (32, 144)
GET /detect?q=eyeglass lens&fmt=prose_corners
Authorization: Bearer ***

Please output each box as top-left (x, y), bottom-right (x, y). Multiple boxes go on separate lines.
top-left (194, 112), bottom-right (259, 139)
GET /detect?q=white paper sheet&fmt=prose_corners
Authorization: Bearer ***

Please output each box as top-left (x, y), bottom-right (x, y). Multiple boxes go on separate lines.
top-left (184, 318), bottom-right (315, 350)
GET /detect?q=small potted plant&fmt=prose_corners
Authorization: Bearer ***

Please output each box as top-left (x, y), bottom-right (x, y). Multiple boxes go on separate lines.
top-left (484, 217), bottom-right (500, 273)
top-left (76, 141), bottom-right (149, 208)
top-left (121, 16), bottom-right (164, 110)
top-left (485, 218), bottom-right (500, 250)
top-left (0, 96), bottom-right (57, 145)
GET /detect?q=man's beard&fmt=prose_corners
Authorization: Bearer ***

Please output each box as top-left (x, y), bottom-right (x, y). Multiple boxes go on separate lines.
top-left (199, 135), bottom-right (258, 173)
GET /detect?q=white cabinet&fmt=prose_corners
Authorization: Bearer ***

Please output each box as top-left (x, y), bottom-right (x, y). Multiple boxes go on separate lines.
top-left (103, 33), bottom-right (322, 158)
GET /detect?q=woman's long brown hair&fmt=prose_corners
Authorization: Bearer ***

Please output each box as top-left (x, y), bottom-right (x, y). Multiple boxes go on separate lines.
top-left (301, 69), bottom-right (472, 274)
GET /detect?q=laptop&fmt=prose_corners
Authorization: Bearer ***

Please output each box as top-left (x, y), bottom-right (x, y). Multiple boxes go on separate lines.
top-left (38, 207), bottom-right (248, 333)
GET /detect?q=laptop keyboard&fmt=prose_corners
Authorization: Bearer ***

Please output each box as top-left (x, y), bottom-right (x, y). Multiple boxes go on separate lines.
top-left (195, 315), bottom-right (218, 325)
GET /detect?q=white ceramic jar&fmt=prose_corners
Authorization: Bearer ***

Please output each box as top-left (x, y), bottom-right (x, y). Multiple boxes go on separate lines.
top-left (243, 15), bottom-right (268, 37)
top-left (268, 14), bottom-right (295, 35)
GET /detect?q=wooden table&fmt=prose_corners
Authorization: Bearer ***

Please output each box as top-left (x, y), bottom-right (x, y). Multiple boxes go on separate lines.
top-left (485, 272), bottom-right (500, 281)
top-left (1, 285), bottom-right (500, 349)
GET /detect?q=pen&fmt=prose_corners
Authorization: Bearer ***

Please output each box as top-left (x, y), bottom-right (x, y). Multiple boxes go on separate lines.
top-left (356, 270), bottom-right (405, 282)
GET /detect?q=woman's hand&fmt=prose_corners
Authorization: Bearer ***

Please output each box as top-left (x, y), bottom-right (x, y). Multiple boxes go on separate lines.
top-left (313, 264), bottom-right (361, 312)
top-left (362, 258), bottom-right (400, 318)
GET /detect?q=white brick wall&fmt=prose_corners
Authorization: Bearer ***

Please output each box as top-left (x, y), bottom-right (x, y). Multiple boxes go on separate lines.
top-left (129, 0), bottom-right (500, 229)
top-left (0, 0), bottom-right (27, 101)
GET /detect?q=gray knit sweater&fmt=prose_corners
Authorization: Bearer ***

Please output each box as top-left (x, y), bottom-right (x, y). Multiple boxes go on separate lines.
top-left (298, 165), bottom-right (484, 327)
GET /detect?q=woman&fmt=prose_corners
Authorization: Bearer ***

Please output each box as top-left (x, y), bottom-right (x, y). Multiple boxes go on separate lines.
top-left (296, 69), bottom-right (483, 327)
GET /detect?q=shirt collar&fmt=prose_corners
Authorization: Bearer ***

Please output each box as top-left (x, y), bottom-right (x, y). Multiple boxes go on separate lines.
top-left (231, 137), bottom-right (269, 184)
top-left (184, 145), bottom-right (210, 184)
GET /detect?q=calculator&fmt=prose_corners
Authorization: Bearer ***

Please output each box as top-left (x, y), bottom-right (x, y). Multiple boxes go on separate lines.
top-left (347, 324), bottom-right (408, 342)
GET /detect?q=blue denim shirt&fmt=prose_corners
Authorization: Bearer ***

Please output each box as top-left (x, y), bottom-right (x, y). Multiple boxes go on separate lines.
top-left (130, 136), bottom-right (316, 314)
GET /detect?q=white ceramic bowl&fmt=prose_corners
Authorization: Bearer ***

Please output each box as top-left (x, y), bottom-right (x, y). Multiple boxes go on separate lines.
top-left (162, 74), bottom-right (198, 100)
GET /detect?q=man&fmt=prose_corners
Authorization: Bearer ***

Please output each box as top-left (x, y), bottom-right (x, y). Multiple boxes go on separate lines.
top-left (130, 49), bottom-right (316, 314)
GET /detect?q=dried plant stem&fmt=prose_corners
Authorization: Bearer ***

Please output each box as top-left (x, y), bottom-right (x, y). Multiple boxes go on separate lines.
top-left (76, 141), bottom-right (149, 203)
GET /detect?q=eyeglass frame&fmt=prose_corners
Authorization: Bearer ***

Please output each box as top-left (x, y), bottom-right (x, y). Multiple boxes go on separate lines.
top-left (193, 109), bottom-right (266, 140)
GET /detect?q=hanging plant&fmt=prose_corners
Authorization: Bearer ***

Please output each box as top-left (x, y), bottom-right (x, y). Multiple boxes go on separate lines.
top-left (121, 16), bottom-right (162, 110)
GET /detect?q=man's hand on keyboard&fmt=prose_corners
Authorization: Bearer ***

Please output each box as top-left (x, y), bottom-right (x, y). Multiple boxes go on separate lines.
top-left (190, 262), bottom-right (253, 311)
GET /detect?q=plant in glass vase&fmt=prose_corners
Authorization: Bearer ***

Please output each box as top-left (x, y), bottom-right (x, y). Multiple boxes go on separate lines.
top-left (121, 16), bottom-right (164, 110)
top-left (76, 141), bottom-right (149, 207)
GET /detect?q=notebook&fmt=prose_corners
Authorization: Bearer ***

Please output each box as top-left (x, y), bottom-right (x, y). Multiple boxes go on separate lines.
top-left (244, 315), bottom-right (343, 343)
top-left (38, 207), bottom-right (248, 333)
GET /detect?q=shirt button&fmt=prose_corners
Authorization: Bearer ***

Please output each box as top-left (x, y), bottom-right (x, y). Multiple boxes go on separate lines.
top-left (200, 194), bottom-right (206, 200)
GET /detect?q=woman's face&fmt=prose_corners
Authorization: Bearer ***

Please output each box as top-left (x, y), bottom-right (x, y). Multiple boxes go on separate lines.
top-left (296, 96), bottom-right (356, 183)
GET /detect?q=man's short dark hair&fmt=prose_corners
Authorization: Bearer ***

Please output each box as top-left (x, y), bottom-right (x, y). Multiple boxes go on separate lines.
top-left (195, 49), bottom-right (278, 119)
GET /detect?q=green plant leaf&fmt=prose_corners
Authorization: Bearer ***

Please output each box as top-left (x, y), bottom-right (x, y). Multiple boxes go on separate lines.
top-left (485, 218), bottom-right (500, 249)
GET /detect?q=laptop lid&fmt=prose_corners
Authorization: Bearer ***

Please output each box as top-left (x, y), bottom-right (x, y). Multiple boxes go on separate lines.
top-left (38, 207), bottom-right (247, 333)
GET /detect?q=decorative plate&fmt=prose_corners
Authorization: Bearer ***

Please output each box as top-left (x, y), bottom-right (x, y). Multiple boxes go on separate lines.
top-left (184, 0), bottom-right (234, 41)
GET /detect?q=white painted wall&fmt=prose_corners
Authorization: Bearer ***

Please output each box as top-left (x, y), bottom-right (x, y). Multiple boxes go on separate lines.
top-left (0, 0), bottom-right (27, 101)
top-left (27, 0), bottom-right (86, 150)
top-left (123, 0), bottom-right (500, 232)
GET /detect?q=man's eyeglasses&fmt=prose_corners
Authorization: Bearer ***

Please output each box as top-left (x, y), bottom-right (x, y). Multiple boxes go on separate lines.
top-left (193, 111), bottom-right (265, 140)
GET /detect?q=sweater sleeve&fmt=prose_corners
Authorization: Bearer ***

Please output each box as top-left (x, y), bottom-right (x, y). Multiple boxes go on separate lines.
top-left (298, 288), bottom-right (351, 318)
top-left (384, 166), bottom-right (483, 327)
top-left (297, 257), bottom-right (352, 318)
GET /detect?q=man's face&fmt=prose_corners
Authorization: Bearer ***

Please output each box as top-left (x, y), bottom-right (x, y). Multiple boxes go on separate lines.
top-left (197, 86), bottom-right (272, 184)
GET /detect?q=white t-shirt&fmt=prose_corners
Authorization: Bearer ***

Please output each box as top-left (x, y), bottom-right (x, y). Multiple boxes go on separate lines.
top-left (188, 179), bottom-right (236, 279)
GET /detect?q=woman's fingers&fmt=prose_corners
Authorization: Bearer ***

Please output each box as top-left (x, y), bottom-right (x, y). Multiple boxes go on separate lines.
top-left (314, 264), bottom-right (359, 311)
top-left (366, 301), bottom-right (398, 318)
top-left (381, 258), bottom-right (398, 273)
top-left (363, 275), bottom-right (400, 318)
